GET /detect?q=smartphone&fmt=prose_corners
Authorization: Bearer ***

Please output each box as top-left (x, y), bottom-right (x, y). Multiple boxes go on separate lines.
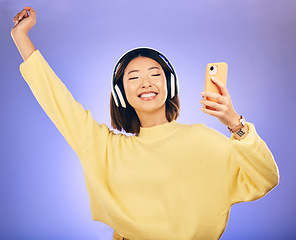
top-left (204, 62), bottom-right (228, 110)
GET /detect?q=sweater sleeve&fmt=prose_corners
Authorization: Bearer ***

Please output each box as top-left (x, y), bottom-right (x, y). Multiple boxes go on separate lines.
top-left (19, 50), bottom-right (111, 156)
top-left (228, 122), bottom-right (280, 205)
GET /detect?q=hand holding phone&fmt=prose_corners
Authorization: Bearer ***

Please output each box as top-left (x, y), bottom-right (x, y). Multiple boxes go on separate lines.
top-left (201, 63), bottom-right (242, 131)
top-left (204, 62), bottom-right (228, 110)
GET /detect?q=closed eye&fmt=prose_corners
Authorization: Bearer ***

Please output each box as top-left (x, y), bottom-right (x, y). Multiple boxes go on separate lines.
top-left (129, 74), bottom-right (160, 80)
top-left (129, 77), bottom-right (139, 80)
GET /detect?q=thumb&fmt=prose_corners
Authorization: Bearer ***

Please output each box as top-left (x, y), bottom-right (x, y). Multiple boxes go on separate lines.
top-left (24, 6), bottom-right (36, 17)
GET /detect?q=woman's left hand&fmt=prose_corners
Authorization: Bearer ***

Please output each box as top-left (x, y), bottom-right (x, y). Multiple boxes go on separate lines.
top-left (200, 76), bottom-right (240, 129)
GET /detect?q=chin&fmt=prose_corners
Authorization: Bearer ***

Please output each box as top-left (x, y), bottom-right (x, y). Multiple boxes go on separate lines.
top-left (129, 95), bottom-right (167, 112)
top-left (136, 102), bottom-right (166, 114)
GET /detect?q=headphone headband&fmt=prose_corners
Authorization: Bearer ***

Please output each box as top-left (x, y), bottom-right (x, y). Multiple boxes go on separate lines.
top-left (111, 47), bottom-right (179, 108)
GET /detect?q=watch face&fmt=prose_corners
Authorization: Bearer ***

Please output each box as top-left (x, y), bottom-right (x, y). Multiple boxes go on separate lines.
top-left (240, 117), bottom-right (245, 126)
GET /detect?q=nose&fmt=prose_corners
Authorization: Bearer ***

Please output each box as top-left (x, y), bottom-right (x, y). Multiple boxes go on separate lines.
top-left (141, 83), bottom-right (152, 88)
top-left (141, 76), bottom-right (152, 88)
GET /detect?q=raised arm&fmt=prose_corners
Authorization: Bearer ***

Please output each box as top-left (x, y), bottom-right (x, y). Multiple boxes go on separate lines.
top-left (10, 7), bottom-right (112, 156)
top-left (11, 7), bottom-right (36, 61)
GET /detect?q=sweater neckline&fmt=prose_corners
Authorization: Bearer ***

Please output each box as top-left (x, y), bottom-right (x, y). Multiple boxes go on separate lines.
top-left (137, 120), bottom-right (180, 139)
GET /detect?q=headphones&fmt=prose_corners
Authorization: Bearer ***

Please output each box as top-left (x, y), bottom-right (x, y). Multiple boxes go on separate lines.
top-left (111, 47), bottom-right (179, 108)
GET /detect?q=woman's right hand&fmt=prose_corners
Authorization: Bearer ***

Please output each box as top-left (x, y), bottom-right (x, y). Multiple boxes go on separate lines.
top-left (11, 6), bottom-right (36, 36)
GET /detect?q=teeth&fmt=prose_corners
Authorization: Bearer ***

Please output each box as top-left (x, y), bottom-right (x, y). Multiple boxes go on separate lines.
top-left (140, 93), bottom-right (157, 98)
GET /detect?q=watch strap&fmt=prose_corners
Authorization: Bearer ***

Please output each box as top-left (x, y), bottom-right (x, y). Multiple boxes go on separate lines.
top-left (228, 115), bottom-right (245, 133)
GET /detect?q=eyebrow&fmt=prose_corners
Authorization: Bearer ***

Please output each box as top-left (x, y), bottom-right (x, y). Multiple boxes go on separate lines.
top-left (128, 67), bottom-right (160, 75)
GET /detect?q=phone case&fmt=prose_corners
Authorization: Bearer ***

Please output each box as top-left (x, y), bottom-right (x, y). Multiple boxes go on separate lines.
top-left (204, 62), bottom-right (228, 110)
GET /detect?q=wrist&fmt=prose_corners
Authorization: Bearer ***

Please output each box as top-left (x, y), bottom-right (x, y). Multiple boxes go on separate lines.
top-left (227, 113), bottom-right (241, 130)
top-left (11, 30), bottom-right (36, 61)
top-left (227, 115), bottom-right (249, 140)
top-left (233, 123), bottom-right (249, 140)
top-left (11, 29), bottom-right (28, 39)
top-left (227, 115), bottom-right (245, 133)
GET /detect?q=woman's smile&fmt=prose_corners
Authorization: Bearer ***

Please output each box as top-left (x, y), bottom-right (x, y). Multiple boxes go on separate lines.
top-left (138, 91), bottom-right (159, 101)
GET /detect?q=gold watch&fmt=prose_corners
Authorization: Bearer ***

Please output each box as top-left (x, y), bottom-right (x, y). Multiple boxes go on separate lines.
top-left (228, 116), bottom-right (245, 134)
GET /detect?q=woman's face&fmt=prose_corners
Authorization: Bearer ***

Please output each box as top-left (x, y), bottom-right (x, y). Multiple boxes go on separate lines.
top-left (122, 56), bottom-right (168, 115)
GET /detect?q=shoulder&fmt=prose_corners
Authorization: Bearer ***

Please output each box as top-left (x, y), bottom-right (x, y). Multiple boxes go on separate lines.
top-left (177, 121), bottom-right (228, 141)
top-left (94, 122), bottom-right (130, 140)
top-left (169, 121), bottom-right (229, 151)
top-left (173, 121), bottom-right (230, 157)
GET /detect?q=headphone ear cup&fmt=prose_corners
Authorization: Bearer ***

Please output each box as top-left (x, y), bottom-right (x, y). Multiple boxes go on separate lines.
top-left (114, 83), bottom-right (127, 108)
top-left (112, 86), bottom-right (119, 107)
top-left (166, 72), bottom-right (171, 99)
top-left (175, 73), bottom-right (179, 95)
top-left (167, 72), bottom-right (176, 99)
top-left (170, 73), bottom-right (175, 98)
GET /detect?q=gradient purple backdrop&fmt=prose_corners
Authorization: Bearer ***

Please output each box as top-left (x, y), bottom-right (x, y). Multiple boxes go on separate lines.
top-left (1, 0), bottom-right (295, 239)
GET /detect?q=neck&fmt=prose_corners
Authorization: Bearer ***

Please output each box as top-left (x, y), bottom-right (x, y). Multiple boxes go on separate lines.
top-left (136, 106), bottom-right (169, 128)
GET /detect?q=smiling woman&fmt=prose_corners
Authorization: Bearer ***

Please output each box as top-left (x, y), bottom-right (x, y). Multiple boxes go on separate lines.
top-left (11, 6), bottom-right (279, 240)
top-left (110, 48), bottom-right (180, 134)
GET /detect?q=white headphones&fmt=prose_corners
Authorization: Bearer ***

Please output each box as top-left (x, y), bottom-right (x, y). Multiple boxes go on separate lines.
top-left (111, 47), bottom-right (179, 108)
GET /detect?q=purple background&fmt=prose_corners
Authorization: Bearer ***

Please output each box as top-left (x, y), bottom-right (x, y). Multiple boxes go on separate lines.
top-left (1, 0), bottom-right (295, 239)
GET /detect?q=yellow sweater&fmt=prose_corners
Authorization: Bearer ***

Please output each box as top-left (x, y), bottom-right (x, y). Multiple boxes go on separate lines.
top-left (19, 50), bottom-right (279, 240)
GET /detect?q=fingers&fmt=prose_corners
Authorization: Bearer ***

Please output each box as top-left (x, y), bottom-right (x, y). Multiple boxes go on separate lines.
top-left (13, 7), bottom-right (35, 25)
top-left (200, 105), bottom-right (223, 117)
top-left (200, 87), bottom-right (230, 114)
top-left (200, 99), bottom-right (224, 111)
top-left (200, 77), bottom-right (238, 126)
top-left (13, 11), bottom-right (24, 25)
top-left (200, 91), bottom-right (225, 103)
top-left (210, 77), bottom-right (229, 97)
top-left (24, 6), bottom-right (36, 15)
top-left (18, 9), bottom-right (28, 22)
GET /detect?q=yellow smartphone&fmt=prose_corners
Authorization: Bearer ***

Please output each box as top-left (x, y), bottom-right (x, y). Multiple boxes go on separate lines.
top-left (204, 62), bottom-right (228, 110)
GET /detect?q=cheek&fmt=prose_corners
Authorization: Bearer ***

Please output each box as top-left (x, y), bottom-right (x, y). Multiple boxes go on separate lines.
top-left (123, 82), bottom-right (137, 102)
top-left (158, 78), bottom-right (168, 98)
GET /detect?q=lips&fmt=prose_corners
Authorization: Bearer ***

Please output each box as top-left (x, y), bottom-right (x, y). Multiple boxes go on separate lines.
top-left (138, 91), bottom-right (158, 98)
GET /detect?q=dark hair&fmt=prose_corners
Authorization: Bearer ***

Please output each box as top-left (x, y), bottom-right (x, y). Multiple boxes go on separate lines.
top-left (110, 48), bottom-right (180, 135)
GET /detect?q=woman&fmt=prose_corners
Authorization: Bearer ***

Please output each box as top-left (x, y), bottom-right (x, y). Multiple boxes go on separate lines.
top-left (11, 7), bottom-right (279, 240)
